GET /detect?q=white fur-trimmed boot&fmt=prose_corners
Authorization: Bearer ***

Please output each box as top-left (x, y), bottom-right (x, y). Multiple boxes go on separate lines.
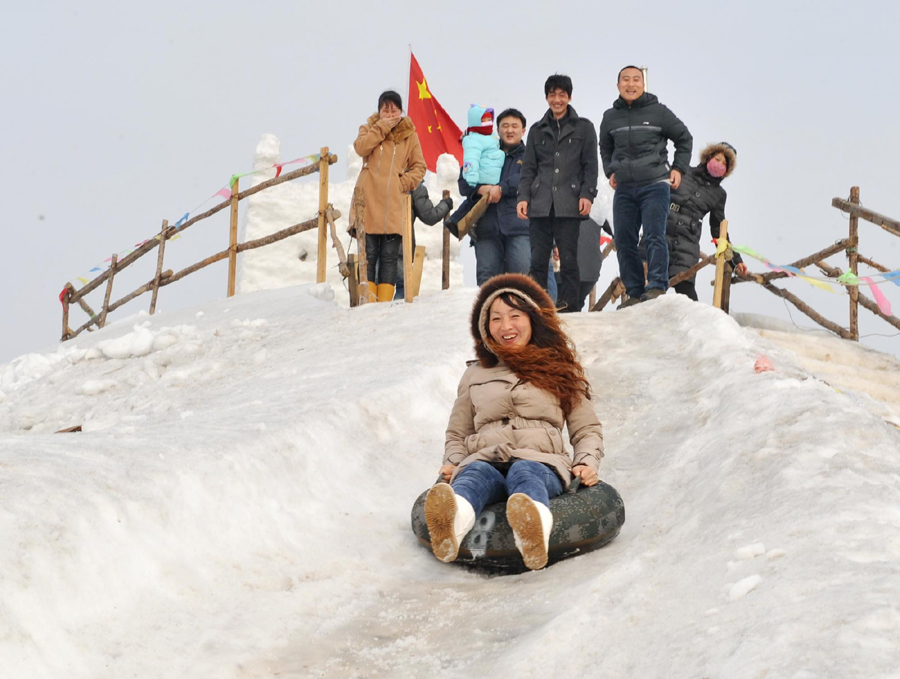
top-left (507, 493), bottom-right (554, 570)
top-left (424, 483), bottom-right (476, 563)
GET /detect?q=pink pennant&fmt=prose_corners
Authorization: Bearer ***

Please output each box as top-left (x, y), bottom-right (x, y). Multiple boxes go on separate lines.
top-left (862, 276), bottom-right (892, 316)
top-left (214, 187), bottom-right (233, 201)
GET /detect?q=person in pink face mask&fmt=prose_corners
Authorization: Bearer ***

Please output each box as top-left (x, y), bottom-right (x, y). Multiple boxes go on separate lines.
top-left (663, 141), bottom-right (748, 301)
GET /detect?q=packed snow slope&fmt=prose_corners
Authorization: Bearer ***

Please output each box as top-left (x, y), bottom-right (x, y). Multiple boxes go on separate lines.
top-left (1, 286), bottom-right (899, 679)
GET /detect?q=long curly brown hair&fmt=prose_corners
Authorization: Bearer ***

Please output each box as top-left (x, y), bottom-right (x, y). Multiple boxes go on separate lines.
top-left (472, 275), bottom-right (592, 416)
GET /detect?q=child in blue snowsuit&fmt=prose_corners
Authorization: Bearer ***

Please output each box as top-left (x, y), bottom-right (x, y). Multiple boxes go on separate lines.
top-left (447, 105), bottom-right (505, 236)
top-left (462, 105), bottom-right (504, 186)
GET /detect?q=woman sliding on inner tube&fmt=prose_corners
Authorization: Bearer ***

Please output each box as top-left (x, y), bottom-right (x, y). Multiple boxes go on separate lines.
top-left (425, 273), bottom-right (604, 570)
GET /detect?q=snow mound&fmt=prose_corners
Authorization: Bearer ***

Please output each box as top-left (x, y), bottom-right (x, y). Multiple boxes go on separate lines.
top-left (1, 288), bottom-right (899, 678)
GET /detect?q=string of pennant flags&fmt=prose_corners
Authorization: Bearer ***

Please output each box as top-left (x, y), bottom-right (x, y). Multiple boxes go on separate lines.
top-left (728, 243), bottom-right (899, 316)
top-left (64, 154), bottom-right (321, 292)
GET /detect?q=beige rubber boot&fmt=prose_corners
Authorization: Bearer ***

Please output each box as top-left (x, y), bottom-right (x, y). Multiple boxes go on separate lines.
top-left (507, 493), bottom-right (553, 570)
top-left (424, 483), bottom-right (475, 562)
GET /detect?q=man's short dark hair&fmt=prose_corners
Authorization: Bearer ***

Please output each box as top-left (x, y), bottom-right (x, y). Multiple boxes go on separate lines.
top-left (544, 74), bottom-right (573, 97)
top-left (617, 65), bottom-right (643, 82)
top-left (497, 108), bottom-right (526, 128)
top-left (377, 90), bottom-right (403, 111)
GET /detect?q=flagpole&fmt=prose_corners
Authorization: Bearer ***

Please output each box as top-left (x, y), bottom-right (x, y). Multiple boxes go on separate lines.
top-left (407, 44), bottom-right (413, 115)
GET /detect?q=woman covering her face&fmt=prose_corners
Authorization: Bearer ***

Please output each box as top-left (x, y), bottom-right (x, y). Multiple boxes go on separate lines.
top-left (352, 90), bottom-right (427, 302)
top-left (425, 273), bottom-right (604, 570)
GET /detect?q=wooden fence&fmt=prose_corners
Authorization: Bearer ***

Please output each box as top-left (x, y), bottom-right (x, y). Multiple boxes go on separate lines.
top-left (591, 186), bottom-right (900, 341)
top-left (61, 148), bottom-right (338, 341)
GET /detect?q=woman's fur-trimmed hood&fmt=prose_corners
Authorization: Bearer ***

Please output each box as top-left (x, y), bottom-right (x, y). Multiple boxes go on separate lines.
top-left (470, 274), bottom-right (555, 364)
top-left (699, 142), bottom-right (737, 178)
top-left (366, 113), bottom-right (417, 142)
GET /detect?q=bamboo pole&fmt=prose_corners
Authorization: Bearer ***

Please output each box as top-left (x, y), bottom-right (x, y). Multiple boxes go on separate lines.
top-left (316, 147), bottom-right (329, 284)
top-left (857, 255), bottom-right (890, 273)
top-left (591, 277), bottom-right (622, 312)
top-left (831, 196), bottom-right (900, 239)
top-left (325, 206), bottom-right (350, 278)
top-left (98, 254), bottom-right (118, 327)
top-left (721, 263), bottom-right (733, 314)
top-left (61, 287), bottom-right (71, 341)
top-left (237, 216), bottom-right (319, 253)
top-left (761, 282), bottom-right (852, 339)
top-left (669, 252), bottom-right (714, 287)
top-left (410, 246), bottom-right (426, 299)
top-left (106, 271), bottom-right (172, 316)
top-left (227, 179), bottom-right (240, 297)
top-left (442, 190), bottom-right (451, 291)
top-left (403, 194), bottom-right (414, 303)
top-left (352, 185), bottom-right (370, 305)
top-left (713, 221), bottom-right (729, 309)
top-left (347, 254), bottom-right (359, 308)
top-left (150, 219), bottom-right (168, 314)
top-left (857, 291), bottom-right (900, 331)
top-left (848, 186), bottom-right (860, 341)
top-left (731, 239), bottom-right (852, 286)
top-left (589, 285), bottom-right (597, 309)
top-left (76, 296), bottom-right (98, 322)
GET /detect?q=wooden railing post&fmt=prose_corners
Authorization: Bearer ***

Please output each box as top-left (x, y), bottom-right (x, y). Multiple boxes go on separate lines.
top-left (441, 190), bottom-right (451, 291)
top-left (713, 220), bottom-right (729, 310)
top-left (316, 147), bottom-right (330, 284)
top-left (228, 178), bottom-right (239, 297)
top-left (403, 194), bottom-right (414, 303)
top-left (848, 186), bottom-right (860, 340)
top-left (150, 219), bottom-right (169, 314)
top-left (61, 285), bottom-right (72, 341)
top-left (99, 254), bottom-right (118, 327)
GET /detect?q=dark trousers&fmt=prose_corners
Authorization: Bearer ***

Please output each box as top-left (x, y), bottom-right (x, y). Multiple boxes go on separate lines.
top-left (613, 181), bottom-right (670, 298)
top-left (529, 211), bottom-right (581, 311)
top-left (673, 279), bottom-right (698, 301)
top-left (366, 233), bottom-right (401, 284)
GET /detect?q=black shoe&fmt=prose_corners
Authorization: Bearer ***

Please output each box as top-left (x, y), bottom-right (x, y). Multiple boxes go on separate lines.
top-left (616, 297), bottom-right (641, 310)
top-left (640, 288), bottom-right (666, 302)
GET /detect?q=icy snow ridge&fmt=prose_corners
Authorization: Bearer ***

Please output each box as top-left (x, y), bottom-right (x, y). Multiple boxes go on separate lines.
top-left (1, 287), bottom-right (899, 678)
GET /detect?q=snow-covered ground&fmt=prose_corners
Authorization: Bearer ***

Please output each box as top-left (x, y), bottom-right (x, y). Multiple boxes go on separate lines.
top-left (1, 285), bottom-right (899, 678)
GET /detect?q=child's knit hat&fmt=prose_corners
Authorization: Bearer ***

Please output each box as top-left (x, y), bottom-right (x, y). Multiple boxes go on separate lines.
top-left (466, 105), bottom-right (494, 135)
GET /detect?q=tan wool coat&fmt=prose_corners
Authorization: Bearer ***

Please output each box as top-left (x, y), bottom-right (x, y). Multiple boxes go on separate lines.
top-left (444, 362), bottom-right (604, 486)
top-left (352, 114), bottom-right (427, 236)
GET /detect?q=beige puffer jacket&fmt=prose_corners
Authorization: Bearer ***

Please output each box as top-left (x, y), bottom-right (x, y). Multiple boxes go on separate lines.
top-left (352, 114), bottom-right (427, 236)
top-left (443, 362), bottom-right (604, 486)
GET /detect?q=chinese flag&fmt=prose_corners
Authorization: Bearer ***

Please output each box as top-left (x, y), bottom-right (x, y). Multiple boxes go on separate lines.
top-left (407, 53), bottom-right (464, 172)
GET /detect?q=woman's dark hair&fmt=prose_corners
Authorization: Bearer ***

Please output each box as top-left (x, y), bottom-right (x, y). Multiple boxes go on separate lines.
top-left (486, 291), bottom-right (592, 415)
top-left (378, 90), bottom-right (403, 111)
top-left (497, 108), bottom-right (526, 128)
top-left (544, 74), bottom-right (573, 97)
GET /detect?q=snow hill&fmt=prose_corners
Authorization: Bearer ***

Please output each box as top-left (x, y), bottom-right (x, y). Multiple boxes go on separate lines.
top-left (1, 285), bottom-right (900, 678)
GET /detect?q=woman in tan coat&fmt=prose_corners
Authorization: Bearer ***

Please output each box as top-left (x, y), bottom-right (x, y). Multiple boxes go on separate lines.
top-left (425, 273), bottom-right (604, 570)
top-left (353, 90), bottom-right (427, 302)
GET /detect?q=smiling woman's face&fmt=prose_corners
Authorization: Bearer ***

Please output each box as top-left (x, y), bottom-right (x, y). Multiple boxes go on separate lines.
top-left (488, 297), bottom-right (532, 348)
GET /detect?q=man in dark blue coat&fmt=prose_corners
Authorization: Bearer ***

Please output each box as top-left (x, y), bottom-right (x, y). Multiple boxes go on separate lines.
top-left (517, 74), bottom-right (599, 312)
top-left (599, 66), bottom-right (692, 307)
top-left (453, 108), bottom-right (531, 285)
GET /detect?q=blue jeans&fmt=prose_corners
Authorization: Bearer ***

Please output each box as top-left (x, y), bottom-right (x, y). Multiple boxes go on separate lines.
top-left (547, 261), bottom-right (558, 303)
top-left (613, 180), bottom-right (670, 298)
top-left (474, 235), bottom-right (530, 286)
top-left (452, 460), bottom-right (563, 516)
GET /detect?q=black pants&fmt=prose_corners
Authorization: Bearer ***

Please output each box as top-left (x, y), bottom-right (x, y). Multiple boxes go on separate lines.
top-left (673, 279), bottom-right (698, 301)
top-left (366, 233), bottom-right (401, 284)
top-left (529, 211), bottom-right (581, 311)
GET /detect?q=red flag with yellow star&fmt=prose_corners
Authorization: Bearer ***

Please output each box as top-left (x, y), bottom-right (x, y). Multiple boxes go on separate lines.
top-left (407, 53), bottom-right (463, 172)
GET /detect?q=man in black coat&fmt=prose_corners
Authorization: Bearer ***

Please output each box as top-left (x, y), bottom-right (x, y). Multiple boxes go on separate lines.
top-left (517, 74), bottom-right (599, 312)
top-left (599, 66), bottom-right (692, 306)
top-left (454, 108), bottom-right (532, 285)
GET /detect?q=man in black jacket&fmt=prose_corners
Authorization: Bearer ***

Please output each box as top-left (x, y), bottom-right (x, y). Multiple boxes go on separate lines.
top-left (599, 66), bottom-right (692, 306)
top-left (517, 74), bottom-right (599, 312)
top-left (455, 108), bottom-right (531, 285)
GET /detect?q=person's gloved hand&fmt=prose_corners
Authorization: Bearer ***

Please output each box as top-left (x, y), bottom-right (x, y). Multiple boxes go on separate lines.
top-left (443, 197), bottom-right (454, 210)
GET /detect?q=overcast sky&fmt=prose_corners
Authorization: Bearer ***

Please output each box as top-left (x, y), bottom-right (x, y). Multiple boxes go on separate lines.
top-left (2, 0), bottom-right (899, 363)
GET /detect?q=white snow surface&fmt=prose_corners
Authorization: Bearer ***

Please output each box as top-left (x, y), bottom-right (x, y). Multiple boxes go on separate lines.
top-left (1, 288), bottom-right (900, 678)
